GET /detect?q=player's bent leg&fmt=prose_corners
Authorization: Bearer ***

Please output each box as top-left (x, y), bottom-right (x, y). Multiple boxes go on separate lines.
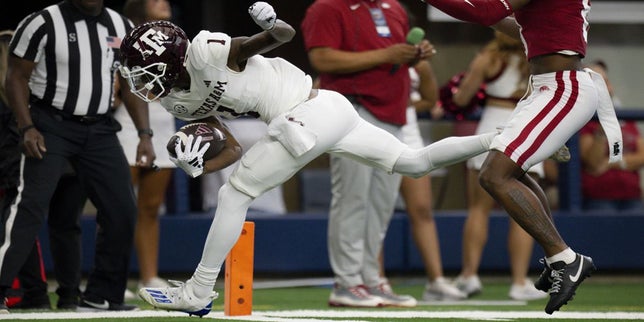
top-left (140, 183), bottom-right (253, 316)
top-left (191, 184), bottom-right (254, 297)
top-left (393, 132), bottom-right (497, 178)
top-left (478, 151), bottom-right (567, 255)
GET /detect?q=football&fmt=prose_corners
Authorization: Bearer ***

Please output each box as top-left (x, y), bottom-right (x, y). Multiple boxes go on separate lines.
top-left (167, 122), bottom-right (226, 161)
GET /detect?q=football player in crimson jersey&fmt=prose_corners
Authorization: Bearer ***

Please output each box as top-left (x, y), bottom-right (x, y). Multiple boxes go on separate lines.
top-left (118, 1), bottom-right (500, 316)
top-left (422, 0), bottom-right (623, 314)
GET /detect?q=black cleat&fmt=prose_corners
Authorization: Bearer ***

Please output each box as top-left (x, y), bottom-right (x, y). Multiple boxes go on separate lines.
top-left (77, 296), bottom-right (138, 312)
top-left (544, 254), bottom-right (596, 314)
top-left (534, 258), bottom-right (553, 292)
top-left (10, 295), bottom-right (51, 310)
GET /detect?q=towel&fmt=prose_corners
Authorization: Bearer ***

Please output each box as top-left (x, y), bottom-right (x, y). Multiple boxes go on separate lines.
top-left (585, 68), bottom-right (623, 163)
top-left (267, 114), bottom-right (317, 157)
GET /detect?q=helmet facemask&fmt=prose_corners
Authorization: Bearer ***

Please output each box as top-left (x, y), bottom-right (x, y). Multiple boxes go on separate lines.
top-left (119, 62), bottom-right (168, 103)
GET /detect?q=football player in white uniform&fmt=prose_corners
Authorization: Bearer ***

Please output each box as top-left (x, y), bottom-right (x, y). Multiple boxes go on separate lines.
top-left (119, 2), bottom-right (498, 316)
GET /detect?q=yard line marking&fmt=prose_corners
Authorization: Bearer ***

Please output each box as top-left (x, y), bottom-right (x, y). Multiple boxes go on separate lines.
top-left (253, 277), bottom-right (334, 289)
top-left (2, 310), bottom-right (644, 320)
top-left (418, 299), bottom-right (527, 306)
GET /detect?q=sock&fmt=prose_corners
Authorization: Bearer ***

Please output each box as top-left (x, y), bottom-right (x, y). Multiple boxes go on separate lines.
top-left (189, 183), bottom-right (253, 299)
top-left (190, 263), bottom-right (221, 299)
top-left (393, 131), bottom-right (496, 177)
top-left (545, 247), bottom-right (577, 265)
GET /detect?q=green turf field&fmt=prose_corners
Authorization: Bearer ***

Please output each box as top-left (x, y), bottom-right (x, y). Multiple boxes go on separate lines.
top-left (4, 275), bottom-right (644, 321)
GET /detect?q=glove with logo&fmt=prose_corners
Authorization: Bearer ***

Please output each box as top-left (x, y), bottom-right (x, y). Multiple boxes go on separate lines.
top-left (169, 134), bottom-right (211, 178)
top-left (248, 1), bottom-right (276, 30)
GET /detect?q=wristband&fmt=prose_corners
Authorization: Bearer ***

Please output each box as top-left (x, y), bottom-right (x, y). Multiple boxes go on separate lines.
top-left (19, 124), bottom-right (36, 135)
top-left (138, 128), bottom-right (154, 137)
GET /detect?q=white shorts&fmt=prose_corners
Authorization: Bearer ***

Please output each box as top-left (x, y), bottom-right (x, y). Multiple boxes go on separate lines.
top-left (229, 90), bottom-right (407, 198)
top-left (114, 101), bottom-right (177, 168)
top-left (490, 70), bottom-right (598, 171)
top-left (401, 107), bottom-right (424, 149)
top-left (468, 105), bottom-right (544, 177)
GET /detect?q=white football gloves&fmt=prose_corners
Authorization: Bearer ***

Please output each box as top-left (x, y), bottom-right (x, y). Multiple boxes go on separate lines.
top-left (170, 134), bottom-right (210, 178)
top-left (248, 1), bottom-right (276, 30)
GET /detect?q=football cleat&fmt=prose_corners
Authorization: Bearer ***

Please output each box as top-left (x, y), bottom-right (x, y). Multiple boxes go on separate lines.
top-left (138, 279), bottom-right (218, 317)
top-left (544, 254), bottom-right (596, 314)
top-left (534, 258), bottom-right (553, 292)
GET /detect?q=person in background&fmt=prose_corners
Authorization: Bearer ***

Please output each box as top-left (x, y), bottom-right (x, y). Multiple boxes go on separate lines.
top-left (301, 0), bottom-right (434, 307)
top-left (0, 29), bottom-right (86, 312)
top-left (114, 0), bottom-right (176, 298)
top-left (119, 3), bottom-right (498, 315)
top-left (579, 60), bottom-right (644, 211)
top-left (391, 58), bottom-right (467, 301)
top-left (0, 0), bottom-right (154, 312)
top-left (0, 29), bottom-right (50, 311)
top-left (423, 0), bottom-right (623, 314)
top-left (450, 31), bottom-right (547, 301)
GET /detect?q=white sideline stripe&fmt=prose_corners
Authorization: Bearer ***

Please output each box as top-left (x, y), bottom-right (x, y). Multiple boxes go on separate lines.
top-left (418, 299), bottom-right (527, 306)
top-left (253, 277), bottom-right (334, 289)
top-left (2, 310), bottom-right (644, 320)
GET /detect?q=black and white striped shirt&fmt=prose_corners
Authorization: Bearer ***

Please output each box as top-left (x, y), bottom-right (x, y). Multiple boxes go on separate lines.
top-left (9, 1), bottom-right (133, 116)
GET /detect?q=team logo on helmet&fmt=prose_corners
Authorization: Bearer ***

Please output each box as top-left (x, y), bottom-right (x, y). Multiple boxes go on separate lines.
top-left (133, 29), bottom-right (169, 60)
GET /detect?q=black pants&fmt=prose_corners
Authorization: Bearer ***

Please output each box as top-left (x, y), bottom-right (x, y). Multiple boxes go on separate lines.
top-left (0, 105), bottom-right (137, 304)
top-left (2, 175), bottom-right (84, 304)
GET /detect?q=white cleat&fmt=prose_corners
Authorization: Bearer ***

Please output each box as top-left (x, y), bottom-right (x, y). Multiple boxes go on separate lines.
top-left (423, 277), bottom-right (467, 301)
top-left (138, 279), bottom-right (218, 317)
top-left (509, 279), bottom-right (548, 301)
top-left (453, 275), bottom-right (483, 297)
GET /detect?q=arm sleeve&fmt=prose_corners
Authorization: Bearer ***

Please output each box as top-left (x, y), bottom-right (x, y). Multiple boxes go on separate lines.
top-left (425, 0), bottom-right (514, 26)
top-left (10, 13), bottom-right (47, 62)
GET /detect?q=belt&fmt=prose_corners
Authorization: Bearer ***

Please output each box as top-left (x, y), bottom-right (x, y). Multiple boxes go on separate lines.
top-left (66, 114), bottom-right (106, 124)
top-left (29, 96), bottom-right (109, 125)
top-left (33, 104), bottom-right (108, 125)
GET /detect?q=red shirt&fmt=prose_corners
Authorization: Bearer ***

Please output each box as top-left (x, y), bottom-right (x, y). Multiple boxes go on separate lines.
top-left (514, 0), bottom-right (589, 59)
top-left (301, 0), bottom-right (410, 125)
top-left (581, 121), bottom-right (641, 200)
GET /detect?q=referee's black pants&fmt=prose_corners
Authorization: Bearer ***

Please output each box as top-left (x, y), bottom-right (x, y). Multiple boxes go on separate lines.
top-left (0, 105), bottom-right (137, 304)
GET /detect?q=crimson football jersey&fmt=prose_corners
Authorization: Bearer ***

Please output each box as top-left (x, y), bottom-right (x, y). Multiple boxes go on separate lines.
top-left (514, 0), bottom-right (590, 59)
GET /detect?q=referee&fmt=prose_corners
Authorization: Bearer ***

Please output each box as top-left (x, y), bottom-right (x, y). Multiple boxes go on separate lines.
top-left (0, 0), bottom-right (155, 312)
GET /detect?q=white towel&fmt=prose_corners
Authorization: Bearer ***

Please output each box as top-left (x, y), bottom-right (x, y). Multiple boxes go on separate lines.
top-left (585, 68), bottom-right (623, 163)
top-left (267, 114), bottom-right (317, 157)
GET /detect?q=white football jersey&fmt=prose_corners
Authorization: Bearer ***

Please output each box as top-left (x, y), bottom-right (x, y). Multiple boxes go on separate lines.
top-left (161, 31), bottom-right (313, 123)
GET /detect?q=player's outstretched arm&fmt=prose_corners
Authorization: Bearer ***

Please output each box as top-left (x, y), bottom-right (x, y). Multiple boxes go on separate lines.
top-left (227, 2), bottom-right (295, 70)
top-left (423, 0), bottom-right (528, 26)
